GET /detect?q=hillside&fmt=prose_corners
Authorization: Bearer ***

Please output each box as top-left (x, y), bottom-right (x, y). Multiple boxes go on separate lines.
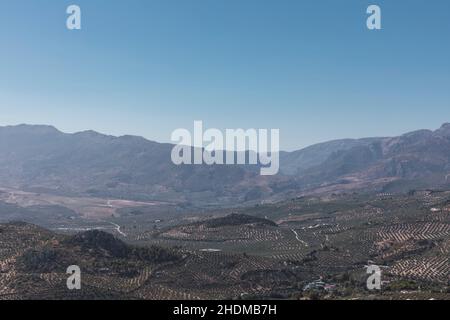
top-left (0, 222), bottom-right (300, 300)
top-left (200, 214), bottom-right (277, 228)
top-left (298, 124), bottom-right (450, 193)
top-left (0, 124), bottom-right (262, 206)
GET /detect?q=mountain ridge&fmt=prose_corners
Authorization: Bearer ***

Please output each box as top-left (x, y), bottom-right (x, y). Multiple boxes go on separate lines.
top-left (1, 123), bottom-right (450, 205)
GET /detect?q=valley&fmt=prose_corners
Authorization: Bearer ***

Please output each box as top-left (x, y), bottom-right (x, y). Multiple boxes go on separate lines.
top-left (0, 189), bottom-right (448, 300)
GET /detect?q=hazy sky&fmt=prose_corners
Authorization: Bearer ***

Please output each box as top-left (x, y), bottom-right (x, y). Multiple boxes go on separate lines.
top-left (0, 0), bottom-right (449, 150)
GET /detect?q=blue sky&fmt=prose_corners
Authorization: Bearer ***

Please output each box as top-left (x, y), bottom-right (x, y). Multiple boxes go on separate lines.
top-left (0, 0), bottom-right (449, 150)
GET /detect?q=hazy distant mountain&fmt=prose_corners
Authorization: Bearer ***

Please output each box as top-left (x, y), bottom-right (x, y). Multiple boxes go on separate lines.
top-left (295, 123), bottom-right (450, 193)
top-left (0, 124), bottom-right (261, 205)
top-left (279, 137), bottom-right (382, 175)
top-left (1, 123), bottom-right (450, 206)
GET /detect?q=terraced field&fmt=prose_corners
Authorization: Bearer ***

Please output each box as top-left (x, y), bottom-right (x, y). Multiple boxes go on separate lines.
top-left (0, 191), bottom-right (449, 300)
top-left (127, 192), bottom-right (449, 299)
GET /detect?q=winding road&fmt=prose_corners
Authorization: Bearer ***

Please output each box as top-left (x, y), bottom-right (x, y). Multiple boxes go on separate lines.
top-left (291, 229), bottom-right (309, 247)
top-left (109, 222), bottom-right (127, 237)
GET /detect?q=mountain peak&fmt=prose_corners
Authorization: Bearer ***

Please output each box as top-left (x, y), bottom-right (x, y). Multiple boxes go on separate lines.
top-left (434, 123), bottom-right (450, 136)
top-left (74, 130), bottom-right (110, 139)
top-left (0, 124), bottom-right (61, 134)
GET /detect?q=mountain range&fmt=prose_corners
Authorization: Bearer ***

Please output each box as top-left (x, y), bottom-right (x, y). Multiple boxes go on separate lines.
top-left (1, 123), bottom-right (450, 206)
